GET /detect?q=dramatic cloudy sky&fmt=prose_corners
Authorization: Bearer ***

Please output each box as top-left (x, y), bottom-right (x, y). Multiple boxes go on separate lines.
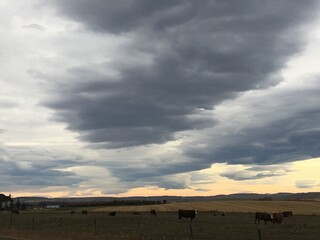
top-left (1, 0), bottom-right (320, 197)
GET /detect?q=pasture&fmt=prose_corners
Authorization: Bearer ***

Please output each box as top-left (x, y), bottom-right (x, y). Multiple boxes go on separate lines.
top-left (94, 200), bottom-right (320, 215)
top-left (0, 201), bottom-right (319, 240)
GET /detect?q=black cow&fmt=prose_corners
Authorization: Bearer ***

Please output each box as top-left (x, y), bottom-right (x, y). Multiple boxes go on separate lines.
top-left (109, 211), bottom-right (117, 216)
top-left (255, 212), bottom-right (273, 224)
top-left (81, 210), bottom-right (88, 215)
top-left (133, 212), bottom-right (140, 215)
top-left (282, 211), bottom-right (293, 217)
top-left (150, 209), bottom-right (157, 217)
top-left (178, 209), bottom-right (198, 222)
top-left (70, 211), bottom-right (75, 214)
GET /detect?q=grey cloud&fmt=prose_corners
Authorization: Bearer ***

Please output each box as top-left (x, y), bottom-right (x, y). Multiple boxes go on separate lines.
top-left (221, 171), bottom-right (285, 181)
top-left (220, 165), bottom-right (290, 181)
top-left (0, 161), bottom-right (84, 190)
top-left (44, 0), bottom-right (319, 150)
top-left (187, 89), bottom-right (320, 166)
top-left (50, 0), bottom-right (189, 33)
top-left (0, 98), bottom-right (19, 108)
top-left (0, 147), bottom-right (86, 191)
top-left (194, 188), bottom-right (211, 192)
top-left (22, 24), bottom-right (46, 31)
top-left (106, 157), bottom-right (211, 183)
top-left (157, 180), bottom-right (189, 190)
top-left (50, 0), bottom-right (317, 34)
top-left (295, 180), bottom-right (320, 189)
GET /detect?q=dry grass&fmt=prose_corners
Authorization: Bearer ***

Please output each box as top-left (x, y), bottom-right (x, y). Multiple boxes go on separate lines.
top-left (93, 200), bottom-right (320, 215)
top-left (1, 210), bottom-right (320, 240)
top-left (0, 200), bottom-right (319, 240)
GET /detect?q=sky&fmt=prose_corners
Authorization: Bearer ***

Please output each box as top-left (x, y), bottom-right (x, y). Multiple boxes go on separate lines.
top-left (1, 0), bottom-right (320, 198)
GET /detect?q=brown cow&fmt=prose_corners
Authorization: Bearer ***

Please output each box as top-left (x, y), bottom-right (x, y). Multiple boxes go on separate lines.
top-left (150, 209), bottom-right (157, 217)
top-left (178, 209), bottom-right (198, 222)
top-left (272, 212), bottom-right (283, 224)
top-left (255, 212), bottom-right (273, 224)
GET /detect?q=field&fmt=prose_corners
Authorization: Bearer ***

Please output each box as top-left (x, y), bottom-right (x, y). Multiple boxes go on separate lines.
top-left (94, 200), bottom-right (320, 215)
top-left (0, 201), bottom-right (319, 240)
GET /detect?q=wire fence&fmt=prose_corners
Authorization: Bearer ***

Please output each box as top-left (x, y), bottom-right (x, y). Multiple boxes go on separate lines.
top-left (0, 211), bottom-right (319, 240)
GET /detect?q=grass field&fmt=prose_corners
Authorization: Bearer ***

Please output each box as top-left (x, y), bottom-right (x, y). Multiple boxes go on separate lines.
top-left (0, 201), bottom-right (319, 240)
top-left (93, 200), bottom-right (320, 215)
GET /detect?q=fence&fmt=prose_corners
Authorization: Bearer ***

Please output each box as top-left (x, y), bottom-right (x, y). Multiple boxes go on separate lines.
top-left (0, 211), bottom-right (319, 240)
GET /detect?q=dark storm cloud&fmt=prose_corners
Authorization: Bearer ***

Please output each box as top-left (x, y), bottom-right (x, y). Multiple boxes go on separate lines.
top-left (51, 0), bottom-right (316, 34)
top-left (185, 77), bottom-right (320, 169)
top-left (50, 0), bottom-right (188, 33)
top-left (45, 0), bottom-right (319, 149)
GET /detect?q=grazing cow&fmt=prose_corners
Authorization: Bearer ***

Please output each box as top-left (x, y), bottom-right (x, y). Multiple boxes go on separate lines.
top-left (11, 209), bottom-right (19, 214)
top-left (150, 209), bottom-right (157, 217)
top-left (282, 211), bottom-right (293, 217)
top-left (81, 210), bottom-right (88, 215)
top-left (70, 211), bottom-right (75, 214)
top-left (133, 212), bottom-right (140, 215)
top-left (255, 212), bottom-right (273, 224)
top-left (109, 211), bottom-right (117, 216)
top-left (272, 213), bottom-right (284, 224)
top-left (221, 212), bottom-right (225, 216)
top-left (178, 209), bottom-right (198, 222)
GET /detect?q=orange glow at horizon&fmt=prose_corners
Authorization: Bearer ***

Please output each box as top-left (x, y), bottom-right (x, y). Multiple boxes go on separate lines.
top-left (6, 158), bottom-right (320, 198)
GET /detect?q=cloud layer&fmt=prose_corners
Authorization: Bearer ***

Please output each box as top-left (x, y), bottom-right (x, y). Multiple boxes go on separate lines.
top-left (45, 0), bottom-right (318, 149)
top-left (1, 0), bottom-right (320, 195)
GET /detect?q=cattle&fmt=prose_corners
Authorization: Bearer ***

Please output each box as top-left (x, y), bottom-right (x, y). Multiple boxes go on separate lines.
top-left (70, 211), bottom-right (75, 214)
top-left (272, 212), bottom-right (284, 224)
top-left (255, 212), bottom-right (273, 224)
top-left (150, 209), bottom-right (157, 217)
top-left (109, 211), bottom-right (117, 216)
top-left (81, 210), bottom-right (88, 215)
top-left (178, 209), bottom-right (198, 222)
top-left (282, 211), bottom-right (293, 217)
top-left (133, 212), bottom-right (140, 215)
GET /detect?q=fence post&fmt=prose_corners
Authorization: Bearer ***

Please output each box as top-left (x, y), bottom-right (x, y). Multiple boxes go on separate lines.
top-left (189, 223), bottom-right (194, 240)
top-left (8, 215), bottom-right (12, 229)
top-left (258, 228), bottom-right (262, 240)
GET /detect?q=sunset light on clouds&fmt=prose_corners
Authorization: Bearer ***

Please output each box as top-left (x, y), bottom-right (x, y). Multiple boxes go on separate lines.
top-left (0, 0), bottom-right (320, 198)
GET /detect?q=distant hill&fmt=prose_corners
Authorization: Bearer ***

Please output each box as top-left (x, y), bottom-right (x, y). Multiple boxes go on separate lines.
top-left (13, 192), bottom-right (320, 206)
